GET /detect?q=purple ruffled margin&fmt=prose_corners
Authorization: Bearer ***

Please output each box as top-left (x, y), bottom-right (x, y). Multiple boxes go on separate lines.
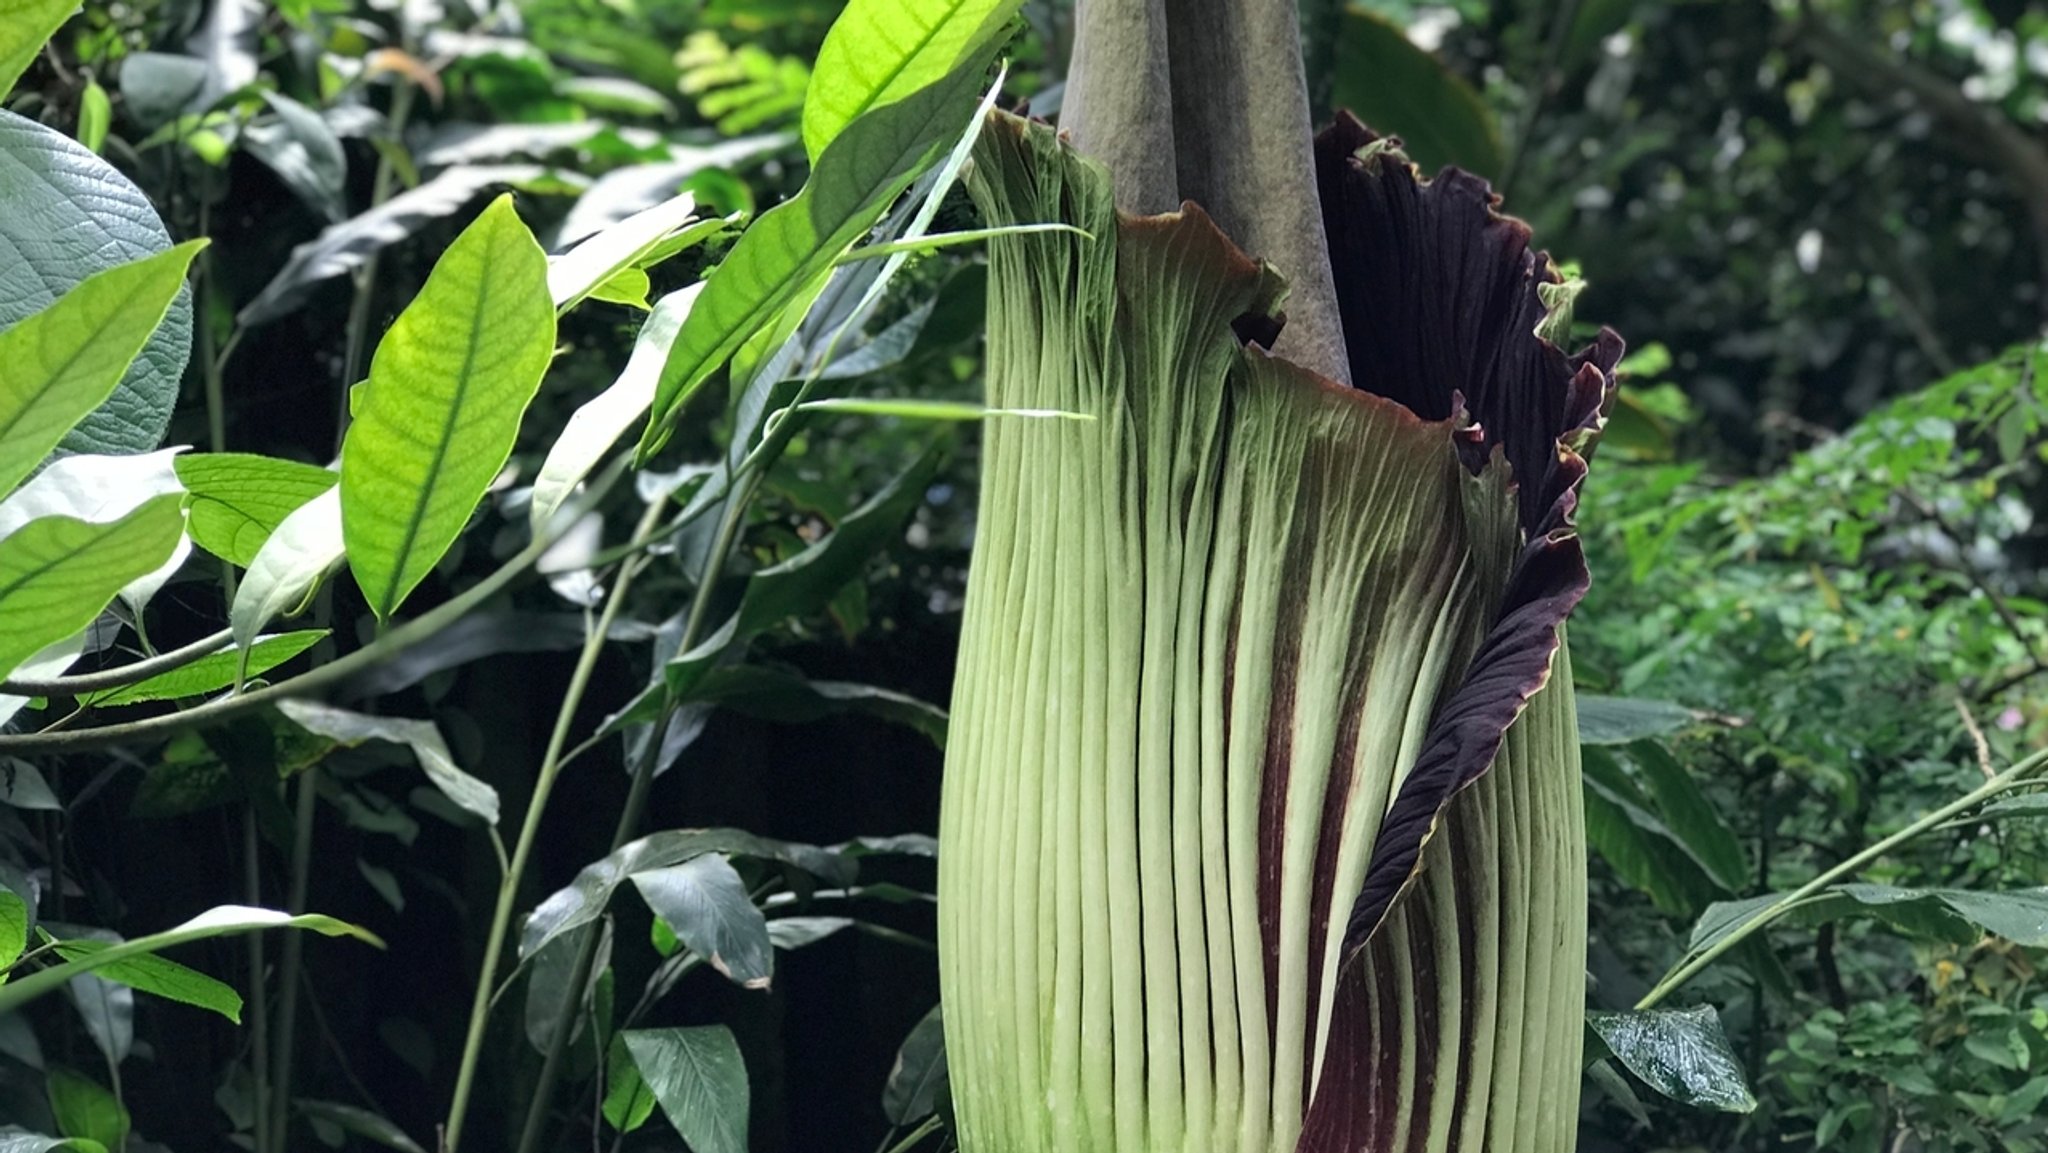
top-left (1311, 111), bottom-right (1624, 959)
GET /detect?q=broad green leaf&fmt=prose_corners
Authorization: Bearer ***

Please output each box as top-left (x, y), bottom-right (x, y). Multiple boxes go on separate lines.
top-left (801, 0), bottom-right (1019, 162)
top-left (1586, 1007), bottom-right (1756, 1113)
top-left (275, 700), bottom-right (498, 825)
top-left (621, 1026), bottom-right (749, 1153)
top-left (174, 453), bottom-right (338, 568)
top-left (630, 854), bottom-right (773, 989)
top-left (687, 665), bottom-right (947, 747)
top-left (1330, 7), bottom-right (1505, 179)
top-left (547, 192), bottom-right (697, 313)
top-left (587, 267), bottom-right (652, 310)
top-left (0, 906), bottom-right (379, 1017)
top-left (240, 165), bottom-right (554, 327)
top-left (0, 0), bottom-right (76, 97)
top-left (1574, 694), bottom-right (1696, 744)
top-left (602, 1034), bottom-right (658, 1133)
top-left (1931, 887), bottom-right (2048, 946)
top-left (1627, 740), bottom-right (1748, 892)
top-left (766, 916), bottom-right (855, 950)
top-left (49, 938), bottom-right (240, 1022)
top-left (1688, 884), bottom-right (2048, 955)
top-left (117, 53), bottom-right (206, 131)
top-left (0, 495), bottom-right (183, 678)
top-left (74, 80), bottom-right (108, 154)
top-left (86, 631), bottom-right (325, 707)
top-left (0, 449), bottom-right (189, 619)
top-left (638, 37), bottom-right (1005, 459)
top-left (523, 921), bottom-right (606, 1055)
top-left (45, 1067), bottom-right (127, 1152)
top-left (881, 1004), bottom-right (946, 1126)
top-left (292, 1100), bottom-right (426, 1153)
top-left (1957, 794), bottom-right (2048, 823)
top-left (340, 194), bottom-right (555, 621)
top-left (0, 110), bottom-right (192, 457)
top-left (796, 398), bottom-right (1090, 423)
top-left (531, 285), bottom-right (701, 532)
top-left (230, 486), bottom-right (342, 647)
top-left (520, 830), bottom-right (851, 961)
top-left (0, 889), bottom-right (25, 979)
top-left (559, 76), bottom-right (677, 119)
top-left (1582, 770), bottom-right (1724, 916)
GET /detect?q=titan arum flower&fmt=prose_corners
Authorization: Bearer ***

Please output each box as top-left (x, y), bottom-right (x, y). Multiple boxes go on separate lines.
top-left (935, 3), bottom-right (1624, 1150)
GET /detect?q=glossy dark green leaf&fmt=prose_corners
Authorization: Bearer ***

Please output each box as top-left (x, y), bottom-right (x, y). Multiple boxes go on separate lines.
top-left (1330, 7), bottom-right (1505, 179)
top-left (0, 495), bottom-right (184, 679)
top-left (1627, 740), bottom-right (1748, 891)
top-left (1586, 1006), bottom-right (1756, 1113)
top-left (174, 453), bottom-right (338, 569)
top-left (621, 1027), bottom-right (749, 1153)
top-left (275, 700), bottom-right (498, 825)
top-left (523, 920), bottom-right (606, 1055)
top-left (687, 665), bottom-right (947, 746)
top-left (881, 1003), bottom-right (946, 1126)
top-left (245, 91), bottom-right (348, 223)
top-left (0, 110), bottom-right (193, 457)
top-left (630, 854), bottom-right (773, 989)
top-left (1575, 694), bottom-right (1697, 744)
top-left (340, 194), bottom-right (554, 621)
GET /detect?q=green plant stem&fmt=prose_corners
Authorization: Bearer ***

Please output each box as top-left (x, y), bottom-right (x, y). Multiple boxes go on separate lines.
top-left (511, 479), bottom-right (756, 1153)
top-left (879, 1116), bottom-right (944, 1153)
top-left (269, 769), bottom-right (320, 1145)
top-left (244, 810), bottom-right (274, 1153)
top-left (0, 462), bottom-right (625, 757)
top-left (0, 627), bottom-right (235, 697)
top-left (1637, 744), bottom-right (2048, 1009)
top-left (442, 495), bottom-right (670, 1153)
top-left (338, 79), bottom-right (417, 440)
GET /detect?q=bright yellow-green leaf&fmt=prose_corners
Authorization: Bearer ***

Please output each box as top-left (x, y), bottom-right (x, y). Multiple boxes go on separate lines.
top-left (51, 938), bottom-right (243, 1022)
top-left (801, 0), bottom-right (1019, 162)
top-left (75, 79), bottom-right (109, 152)
top-left (85, 630), bottom-right (326, 707)
top-left (587, 266), bottom-right (652, 310)
top-left (0, 0), bottom-right (77, 97)
top-left (0, 242), bottom-right (205, 498)
top-left (0, 494), bottom-right (184, 677)
top-left (175, 452), bottom-right (337, 568)
top-left (0, 887), bottom-right (25, 979)
top-left (340, 194), bottom-right (554, 620)
top-left (46, 1067), bottom-right (128, 1153)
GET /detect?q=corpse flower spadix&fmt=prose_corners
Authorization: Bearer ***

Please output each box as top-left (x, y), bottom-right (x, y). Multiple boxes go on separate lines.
top-left (936, 111), bottom-right (1621, 1152)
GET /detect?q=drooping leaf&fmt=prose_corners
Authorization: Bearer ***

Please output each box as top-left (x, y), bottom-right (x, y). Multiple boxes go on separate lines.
top-left (1684, 883), bottom-right (2048, 955)
top-left (530, 285), bottom-right (701, 533)
top-left (239, 166), bottom-right (553, 326)
top-left (0, 0), bottom-right (78, 97)
top-left (1575, 694), bottom-right (1697, 744)
top-left (880, 1004), bottom-right (946, 1126)
top-left (0, 906), bottom-right (380, 1017)
top-left (1626, 740), bottom-right (1748, 891)
top-left (0, 763), bottom-right (60, 810)
top-left (686, 664), bottom-right (946, 746)
top-left (174, 453), bottom-right (338, 568)
top-left (630, 854), bottom-right (774, 989)
top-left (765, 916), bottom-right (855, 950)
top-left (1586, 1007), bottom-right (1757, 1113)
top-left (229, 486), bottom-right (341, 647)
top-left (0, 495), bottom-right (183, 679)
top-left (44, 1067), bottom-right (128, 1152)
top-left (547, 192), bottom-right (698, 313)
top-left (86, 631), bottom-right (325, 707)
top-left (275, 700), bottom-right (498, 825)
top-left (244, 91), bottom-right (348, 223)
top-left (519, 830), bottom-right (850, 962)
top-left (1329, 7), bottom-right (1505, 179)
top-left (800, 0), bottom-right (1019, 162)
top-left (523, 920), bottom-right (607, 1055)
top-left (340, 194), bottom-right (555, 621)
top-left (48, 938), bottom-right (241, 1022)
top-left (291, 1101), bottom-right (426, 1153)
top-left (0, 110), bottom-right (193, 457)
top-left (620, 1027), bottom-right (749, 1153)
top-left (637, 38), bottom-right (1005, 458)
top-left (62, 973), bottom-right (129, 1065)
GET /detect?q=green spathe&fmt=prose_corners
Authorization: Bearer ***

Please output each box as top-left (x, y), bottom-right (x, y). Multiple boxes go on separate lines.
top-left (938, 113), bottom-right (1588, 1152)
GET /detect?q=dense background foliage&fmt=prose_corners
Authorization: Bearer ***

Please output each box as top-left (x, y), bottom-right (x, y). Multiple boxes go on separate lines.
top-left (3, 0), bottom-right (2045, 1150)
